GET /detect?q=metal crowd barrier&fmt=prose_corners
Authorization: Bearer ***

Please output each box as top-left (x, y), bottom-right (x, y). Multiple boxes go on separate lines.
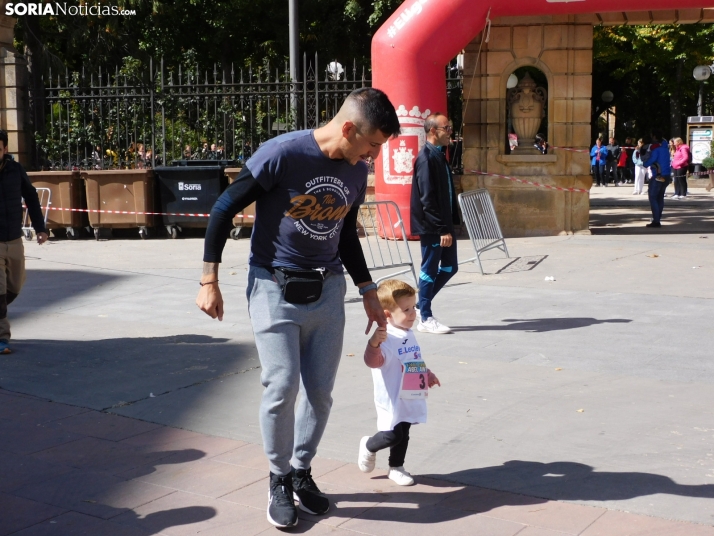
top-left (458, 189), bottom-right (510, 274)
top-left (357, 200), bottom-right (418, 286)
top-left (22, 188), bottom-right (52, 241)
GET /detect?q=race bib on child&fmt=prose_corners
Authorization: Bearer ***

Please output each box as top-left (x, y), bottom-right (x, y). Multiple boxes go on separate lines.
top-left (399, 359), bottom-right (429, 399)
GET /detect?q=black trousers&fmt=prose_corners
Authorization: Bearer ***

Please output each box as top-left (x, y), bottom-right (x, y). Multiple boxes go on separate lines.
top-left (366, 422), bottom-right (411, 468)
top-left (673, 168), bottom-right (688, 197)
top-left (605, 161), bottom-right (619, 184)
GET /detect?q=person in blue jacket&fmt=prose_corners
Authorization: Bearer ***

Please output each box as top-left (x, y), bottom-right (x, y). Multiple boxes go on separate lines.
top-left (590, 138), bottom-right (608, 187)
top-left (643, 129), bottom-right (672, 228)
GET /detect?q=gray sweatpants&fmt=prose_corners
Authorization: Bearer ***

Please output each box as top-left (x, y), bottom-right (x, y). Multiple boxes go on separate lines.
top-left (247, 265), bottom-right (346, 476)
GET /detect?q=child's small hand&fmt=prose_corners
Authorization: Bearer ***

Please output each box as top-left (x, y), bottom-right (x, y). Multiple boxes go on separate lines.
top-left (427, 371), bottom-right (441, 387)
top-left (369, 326), bottom-right (387, 348)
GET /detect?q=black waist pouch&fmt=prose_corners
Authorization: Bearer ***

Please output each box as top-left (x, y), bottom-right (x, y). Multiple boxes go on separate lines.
top-left (273, 267), bottom-right (326, 304)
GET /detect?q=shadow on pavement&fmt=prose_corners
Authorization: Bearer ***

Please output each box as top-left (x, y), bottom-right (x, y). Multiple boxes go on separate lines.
top-left (314, 460), bottom-right (714, 524)
top-left (0, 335), bottom-right (258, 410)
top-left (494, 255), bottom-right (548, 274)
top-left (451, 317), bottom-right (632, 333)
top-left (435, 460), bottom-right (714, 501)
top-left (590, 205), bottom-right (714, 235)
top-left (10, 269), bottom-right (124, 321)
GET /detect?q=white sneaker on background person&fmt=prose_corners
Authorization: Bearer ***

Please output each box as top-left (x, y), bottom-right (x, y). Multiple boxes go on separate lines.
top-left (357, 436), bottom-right (376, 473)
top-left (417, 317), bottom-right (451, 334)
top-left (388, 466), bottom-right (415, 486)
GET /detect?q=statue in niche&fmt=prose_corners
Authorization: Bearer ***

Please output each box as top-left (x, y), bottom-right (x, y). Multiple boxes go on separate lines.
top-left (507, 72), bottom-right (547, 155)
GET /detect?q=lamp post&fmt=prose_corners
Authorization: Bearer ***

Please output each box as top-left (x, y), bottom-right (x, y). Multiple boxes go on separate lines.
top-left (602, 91), bottom-right (614, 138)
top-left (692, 66), bottom-right (712, 175)
top-left (289, 0), bottom-right (299, 129)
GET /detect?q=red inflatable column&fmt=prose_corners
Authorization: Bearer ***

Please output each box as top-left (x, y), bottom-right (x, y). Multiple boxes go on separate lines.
top-left (375, 106), bottom-right (427, 239)
top-left (372, 0), bottom-right (484, 239)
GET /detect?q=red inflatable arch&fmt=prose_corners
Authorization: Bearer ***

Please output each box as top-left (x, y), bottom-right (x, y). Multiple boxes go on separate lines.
top-left (372, 0), bottom-right (712, 237)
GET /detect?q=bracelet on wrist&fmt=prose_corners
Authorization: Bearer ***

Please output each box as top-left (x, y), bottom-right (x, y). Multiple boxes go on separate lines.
top-left (199, 280), bottom-right (219, 286)
top-left (359, 282), bottom-right (378, 296)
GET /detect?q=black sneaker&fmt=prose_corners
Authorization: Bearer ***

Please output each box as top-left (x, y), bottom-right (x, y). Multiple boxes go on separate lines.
top-left (268, 472), bottom-right (298, 528)
top-left (646, 222), bottom-right (662, 228)
top-left (292, 467), bottom-right (330, 515)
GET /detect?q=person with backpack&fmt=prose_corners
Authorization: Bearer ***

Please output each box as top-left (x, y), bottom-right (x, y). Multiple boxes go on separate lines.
top-left (671, 137), bottom-right (691, 199)
top-left (643, 129), bottom-right (672, 228)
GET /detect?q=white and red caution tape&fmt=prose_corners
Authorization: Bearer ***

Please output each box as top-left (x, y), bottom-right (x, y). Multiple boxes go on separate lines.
top-left (24, 206), bottom-right (254, 218)
top-left (548, 145), bottom-right (641, 153)
top-left (464, 170), bottom-right (590, 194)
top-left (548, 146), bottom-right (589, 153)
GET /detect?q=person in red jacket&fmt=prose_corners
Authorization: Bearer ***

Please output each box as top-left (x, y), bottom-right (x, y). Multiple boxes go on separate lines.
top-left (617, 145), bottom-right (629, 186)
top-left (671, 137), bottom-right (691, 199)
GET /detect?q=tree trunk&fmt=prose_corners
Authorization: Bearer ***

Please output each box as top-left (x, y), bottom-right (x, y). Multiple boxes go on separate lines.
top-left (23, 16), bottom-right (46, 168)
top-left (669, 58), bottom-right (683, 138)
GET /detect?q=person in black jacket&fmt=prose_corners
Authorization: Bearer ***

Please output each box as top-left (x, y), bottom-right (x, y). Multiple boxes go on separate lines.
top-left (0, 130), bottom-right (48, 354)
top-left (410, 113), bottom-right (460, 334)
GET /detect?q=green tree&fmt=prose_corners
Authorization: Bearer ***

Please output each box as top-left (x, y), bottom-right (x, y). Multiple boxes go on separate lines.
top-left (593, 24), bottom-right (714, 141)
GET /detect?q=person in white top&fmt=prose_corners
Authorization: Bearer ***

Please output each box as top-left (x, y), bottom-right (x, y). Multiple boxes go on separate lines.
top-left (632, 138), bottom-right (647, 195)
top-left (358, 279), bottom-right (440, 486)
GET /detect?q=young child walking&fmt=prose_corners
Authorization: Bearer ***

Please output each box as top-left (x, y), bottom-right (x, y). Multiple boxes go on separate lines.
top-left (357, 279), bottom-right (440, 486)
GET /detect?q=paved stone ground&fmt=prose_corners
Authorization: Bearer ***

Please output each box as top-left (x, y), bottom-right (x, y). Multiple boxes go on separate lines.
top-left (2, 190), bottom-right (714, 534)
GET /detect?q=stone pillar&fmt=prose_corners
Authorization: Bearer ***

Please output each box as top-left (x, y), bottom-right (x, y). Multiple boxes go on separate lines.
top-left (461, 15), bottom-right (594, 237)
top-left (0, 4), bottom-right (30, 167)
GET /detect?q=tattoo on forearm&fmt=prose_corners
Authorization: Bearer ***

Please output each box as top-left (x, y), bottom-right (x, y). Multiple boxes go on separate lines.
top-left (203, 262), bottom-right (219, 276)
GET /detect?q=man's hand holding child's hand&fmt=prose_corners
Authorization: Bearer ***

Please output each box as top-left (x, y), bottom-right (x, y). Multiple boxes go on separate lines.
top-left (427, 371), bottom-right (441, 388)
top-left (369, 326), bottom-right (388, 348)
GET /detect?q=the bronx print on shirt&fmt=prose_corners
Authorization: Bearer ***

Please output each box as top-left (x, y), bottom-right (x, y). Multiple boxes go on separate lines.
top-left (246, 130), bottom-right (367, 273)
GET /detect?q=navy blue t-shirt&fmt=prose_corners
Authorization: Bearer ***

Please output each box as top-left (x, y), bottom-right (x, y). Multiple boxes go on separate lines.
top-left (245, 130), bottom-right (368, 273)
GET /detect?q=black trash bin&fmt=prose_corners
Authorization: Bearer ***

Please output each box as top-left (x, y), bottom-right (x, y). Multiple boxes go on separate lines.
top-left (153, 165), bottom-right (229, 238)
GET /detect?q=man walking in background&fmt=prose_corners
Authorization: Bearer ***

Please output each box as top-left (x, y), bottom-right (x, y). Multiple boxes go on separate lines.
top-left (410, 113), bottom-right (460, 335)
top-left (0, 129), bottom-right (49, 354)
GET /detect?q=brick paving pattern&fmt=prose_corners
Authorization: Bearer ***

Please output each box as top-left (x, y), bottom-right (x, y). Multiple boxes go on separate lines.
top-left (2, 388), bottom-right (713, 535)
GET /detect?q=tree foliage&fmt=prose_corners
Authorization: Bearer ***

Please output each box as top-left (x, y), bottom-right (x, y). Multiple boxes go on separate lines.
top-left (593, 23), bottom-right (714, 141)
top-left (13, 0), bottom-right (397, 77)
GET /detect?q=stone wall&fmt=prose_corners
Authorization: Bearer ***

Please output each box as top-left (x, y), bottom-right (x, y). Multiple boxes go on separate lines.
top-left (0, 3), bottom-right (30, 166)
top-left (461, 15), bottom-right (594, 236)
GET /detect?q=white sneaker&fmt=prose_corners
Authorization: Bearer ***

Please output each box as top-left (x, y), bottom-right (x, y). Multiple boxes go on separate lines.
top-left (388, 466), bottom-right (415, 486)
top-left (357, 436), bottom-right (376, 473)
top-left (417, 317), bottom-right (451, 334)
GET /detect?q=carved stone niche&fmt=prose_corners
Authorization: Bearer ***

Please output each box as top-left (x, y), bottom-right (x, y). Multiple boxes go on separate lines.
top-left (507, 72), bottom-right (547, 155)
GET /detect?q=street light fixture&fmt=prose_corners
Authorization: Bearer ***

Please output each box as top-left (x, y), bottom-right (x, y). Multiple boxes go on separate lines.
top-left (693, 65), bottom-right (712, 116)
top-left (601, 91), bottom-right (614, 138)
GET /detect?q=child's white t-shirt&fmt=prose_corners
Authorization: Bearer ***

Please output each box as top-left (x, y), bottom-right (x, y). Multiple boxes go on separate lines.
top-left (372, 323), bottom-right (428, 431)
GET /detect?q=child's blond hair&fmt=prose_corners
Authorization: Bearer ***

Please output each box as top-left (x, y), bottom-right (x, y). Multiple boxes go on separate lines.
top-left (376, 279), bottom-right (416, 311)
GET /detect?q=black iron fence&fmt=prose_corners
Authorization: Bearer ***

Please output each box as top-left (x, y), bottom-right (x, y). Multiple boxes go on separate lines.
top-left (31, 54), bottom-right (463, 171)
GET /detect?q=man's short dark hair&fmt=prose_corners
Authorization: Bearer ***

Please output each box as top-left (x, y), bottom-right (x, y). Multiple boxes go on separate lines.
top-left (651, 129), bottom-right (662, 142)
top-left (424, 112), bottom-right (446, 134)
top-left (0, 129), bottom-right (8, 148)
top-left (348, 88), bottom-right (401, 138)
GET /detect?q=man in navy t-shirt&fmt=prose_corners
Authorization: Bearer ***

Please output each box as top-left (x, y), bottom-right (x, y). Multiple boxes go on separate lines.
top-left (197, 88), bottom-right (400, 528)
